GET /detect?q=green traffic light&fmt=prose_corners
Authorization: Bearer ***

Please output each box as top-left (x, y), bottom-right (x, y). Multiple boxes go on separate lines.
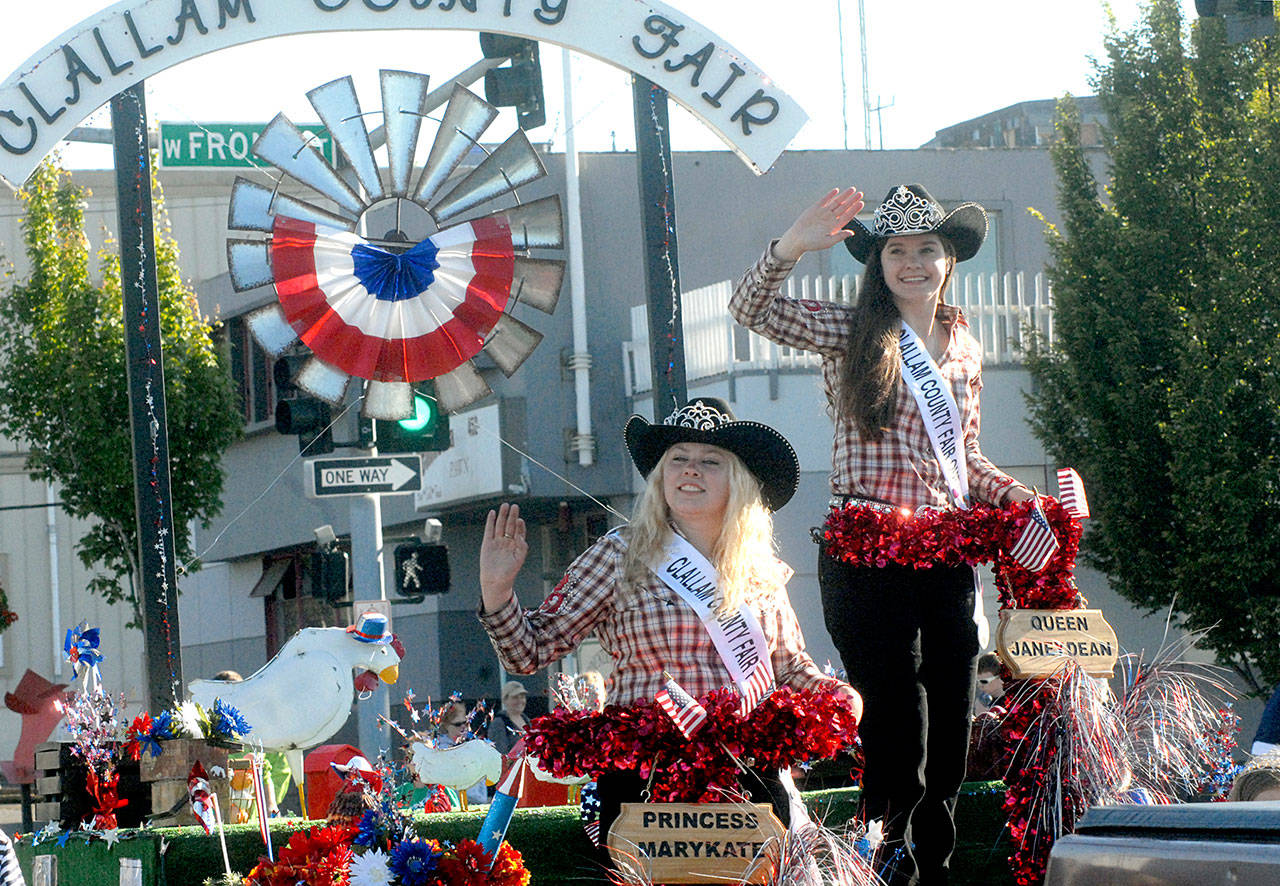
top-left (398, 393), bottom-right (436, 433)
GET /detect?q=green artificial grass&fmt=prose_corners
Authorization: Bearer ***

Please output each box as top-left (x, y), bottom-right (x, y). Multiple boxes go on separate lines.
top-left (15, 783), bottom-right (1015, 885)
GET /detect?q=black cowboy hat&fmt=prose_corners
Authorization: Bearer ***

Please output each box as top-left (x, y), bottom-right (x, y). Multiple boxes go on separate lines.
top-left (843, 183), bottom-right (987, 264)
top-left (623, 398), bottom-right (799, 511)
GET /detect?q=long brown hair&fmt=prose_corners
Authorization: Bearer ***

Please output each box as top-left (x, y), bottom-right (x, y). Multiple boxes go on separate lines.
top-left (836, 237), bottom-right (956, 439)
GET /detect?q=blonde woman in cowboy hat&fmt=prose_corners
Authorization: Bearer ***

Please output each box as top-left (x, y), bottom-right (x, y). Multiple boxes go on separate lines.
top-left (730, 185), bottom-right (1034, 886)
top-left (478, 398), bottom-right (860, 854)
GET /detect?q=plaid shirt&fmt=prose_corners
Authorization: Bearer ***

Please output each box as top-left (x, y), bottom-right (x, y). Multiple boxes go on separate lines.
top-left (729, 244), bottom-right (1021, 510)
top-left (478, 530), bottom-right (833, 706)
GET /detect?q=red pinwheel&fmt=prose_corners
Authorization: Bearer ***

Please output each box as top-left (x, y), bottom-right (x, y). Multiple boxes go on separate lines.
top-left (226, 71), bottom-right (565, 420)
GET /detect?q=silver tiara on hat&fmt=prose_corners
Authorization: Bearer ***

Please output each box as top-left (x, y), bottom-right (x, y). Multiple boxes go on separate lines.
top-left (873, 185), bottom-right (946, 237)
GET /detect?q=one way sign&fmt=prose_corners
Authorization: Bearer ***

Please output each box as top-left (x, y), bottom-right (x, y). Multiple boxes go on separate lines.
top-left (306, 455), bottom-right (423, 498)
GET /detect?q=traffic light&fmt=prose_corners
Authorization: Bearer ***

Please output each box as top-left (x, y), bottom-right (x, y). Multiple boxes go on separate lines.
top-left (359, 386), bottom-right (450, 453)
top-left (311, 548), bottom-right (350, 604)
top-left (274, 355), bottom-right (334, 454)
top-left (479, 32), bottom-right (545, 130)
top-left (394, 542), bottom-right (450, 600)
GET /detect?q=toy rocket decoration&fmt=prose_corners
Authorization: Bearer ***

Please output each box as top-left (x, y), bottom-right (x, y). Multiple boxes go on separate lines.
top-left (226, 71), bottom-right (565, 420)
top-left (478, 755), bottom-right (526, 869)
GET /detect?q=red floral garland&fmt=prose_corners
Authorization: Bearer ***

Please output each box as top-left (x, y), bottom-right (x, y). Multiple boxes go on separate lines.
top-left (822, 497), bottom-right (1084, 886)
top-left (524, 685), bottom-right (858, 803)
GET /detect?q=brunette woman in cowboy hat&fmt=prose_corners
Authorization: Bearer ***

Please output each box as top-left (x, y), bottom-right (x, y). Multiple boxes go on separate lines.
top-left (730, 185), bottom-right (1034, 886)
top-left (478, 398), bottom-right (860, 855)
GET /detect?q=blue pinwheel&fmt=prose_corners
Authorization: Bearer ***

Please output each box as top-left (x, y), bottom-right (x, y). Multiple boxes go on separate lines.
top-left (64, 622), bottom-right (104, 691)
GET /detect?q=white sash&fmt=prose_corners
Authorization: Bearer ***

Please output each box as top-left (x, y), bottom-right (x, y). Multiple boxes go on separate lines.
top-left (649, 532), bottom-right (775, 695)
top-left (899, 321), bottom-right (990, 645)
top-left (899, 321), bottom-right (968, 508)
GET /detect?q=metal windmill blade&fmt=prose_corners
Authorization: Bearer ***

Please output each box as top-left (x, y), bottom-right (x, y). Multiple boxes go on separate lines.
top-left (485, 314), bottom-right (543, 377)
top-left (307, 75), bottom-right (386, 201)
top-left (432, 361), bottom-right (492, 413)
top-left (430, 129), bottom-right (547, 223)
top-left (245, 304), bottom-right (298, 357)
top-left (413, 84), bottom-right (499, 206)
top-left (296, 356), bottom-right (351, 406)
top-left (228, 177), bottom-right (355, 234)
top-left (493, 195), bottom-right (564, 250)
top-left (362, 380), bottom-right (414, 421)
top-left (510, 257), bottom-right (565, 315)
top-left (227, 239), bottom-right (274, 292)
top-left (381, 70), bottom-right (431, 197)
top-left (253, 114), bottom-right (364, 218)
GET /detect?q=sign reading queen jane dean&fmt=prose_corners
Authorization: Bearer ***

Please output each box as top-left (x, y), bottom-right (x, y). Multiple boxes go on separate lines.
top-left (0, 0), bottom-right (807, 190)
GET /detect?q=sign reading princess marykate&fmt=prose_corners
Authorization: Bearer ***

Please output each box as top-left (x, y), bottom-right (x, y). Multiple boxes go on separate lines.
top-left (0, 0), bottom-right (805, 189)
top-left (608, 803), bottom-right (786, 884)
top-left (996, 609), bottom-right (1119, 679)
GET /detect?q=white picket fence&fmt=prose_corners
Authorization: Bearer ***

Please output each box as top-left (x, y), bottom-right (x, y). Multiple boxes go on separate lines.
top-left (623, 271), bottom-right (1055, 394)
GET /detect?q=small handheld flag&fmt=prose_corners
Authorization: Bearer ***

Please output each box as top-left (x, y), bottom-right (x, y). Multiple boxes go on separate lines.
top-left (1056, 468), bottom-right (1090, 519)
top-left (1009, 497), bottom-right (1060, 572)
top-left (737, 658), bottom-right (775, 716)
top-left (478, 755), bottom-right (525, 869)
top-left (654, 673), bottom-right (708, 738)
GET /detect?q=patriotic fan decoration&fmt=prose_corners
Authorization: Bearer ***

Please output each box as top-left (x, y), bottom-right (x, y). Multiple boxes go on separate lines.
top-left (226, 70), bottom-right (565, 419)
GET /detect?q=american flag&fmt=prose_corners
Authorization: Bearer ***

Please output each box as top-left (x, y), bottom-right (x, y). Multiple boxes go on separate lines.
top-left (655, 673), bottom-right (708, 738)
top-left (1056, 468), bottom-right (1090, 519)
top-left (737, 658), bottom-right (776, 717)
top-left (1009, 498), bottom-right (1060, 572)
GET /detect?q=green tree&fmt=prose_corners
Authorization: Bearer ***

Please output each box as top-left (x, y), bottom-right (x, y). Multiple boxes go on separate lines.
top-left (0, 158), bottom-right (242, 624)
top-left (1028, 0), bottom-right (1280, 691)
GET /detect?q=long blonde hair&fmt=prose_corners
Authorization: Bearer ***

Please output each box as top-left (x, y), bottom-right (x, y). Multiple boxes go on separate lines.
top-left (622, 446), bottom-right (775, 613)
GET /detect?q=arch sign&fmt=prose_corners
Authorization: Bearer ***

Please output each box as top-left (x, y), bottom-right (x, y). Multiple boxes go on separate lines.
top-left (0, 0), bottom-right (807, 190)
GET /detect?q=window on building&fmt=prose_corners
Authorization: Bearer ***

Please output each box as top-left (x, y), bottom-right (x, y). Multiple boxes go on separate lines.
top-left (224, 314), bottom-right (275, 429)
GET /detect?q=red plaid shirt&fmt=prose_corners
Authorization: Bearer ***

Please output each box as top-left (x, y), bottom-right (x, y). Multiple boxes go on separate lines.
top-left (478, 530), bottom-right (833, 706)
top-left (729, 244), bottom-right (1021, 510)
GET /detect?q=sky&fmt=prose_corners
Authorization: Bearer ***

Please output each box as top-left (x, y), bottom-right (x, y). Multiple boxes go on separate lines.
top-left (0, 0), bottom-right (1200, 168)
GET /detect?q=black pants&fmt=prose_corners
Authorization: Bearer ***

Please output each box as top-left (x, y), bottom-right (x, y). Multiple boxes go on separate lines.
top-left (594, 768), bottom-right (792, 870)
top-left (819, 553), bottom-right (980, 886)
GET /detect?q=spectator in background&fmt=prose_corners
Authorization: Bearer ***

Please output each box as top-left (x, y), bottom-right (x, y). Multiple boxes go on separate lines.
top-left (577, 671), bottom-right (607, 713)
top-left (487, 680), bottom-right (529, 757)
top-left (214, 669), bottom-right (288, 817)
top-left (1229, 754), bottom-right (1280, 802)
top-left (973, 652), bottom-right (1005, 715)
top-left (437, 701), bottom-right (489, 807)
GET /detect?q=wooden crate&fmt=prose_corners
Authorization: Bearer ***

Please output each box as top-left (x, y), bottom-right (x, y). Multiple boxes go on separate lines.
top-left (138, 739), bottom-right (231, 827)
top-left (31, 741), bottom-right (150, 829)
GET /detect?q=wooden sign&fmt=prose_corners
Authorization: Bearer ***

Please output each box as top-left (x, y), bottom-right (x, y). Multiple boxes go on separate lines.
top-left (996, 609), bottom-right (1119, 679)
top-left (608, 802), bottom-right (787, 884)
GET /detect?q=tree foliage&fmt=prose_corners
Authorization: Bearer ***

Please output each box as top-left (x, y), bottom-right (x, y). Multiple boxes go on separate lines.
top-left (1027, 0), bottom-right (1280, 691)
top-left (0, 158), bottom-right (241, 623)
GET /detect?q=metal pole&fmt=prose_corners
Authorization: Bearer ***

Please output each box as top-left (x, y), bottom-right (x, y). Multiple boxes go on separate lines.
top-left (632, 76), bottom-right (687, 419)
top-left (111, 82), bottom-right (183, 712)
top-left (352, 493), bottom-right (390, 756)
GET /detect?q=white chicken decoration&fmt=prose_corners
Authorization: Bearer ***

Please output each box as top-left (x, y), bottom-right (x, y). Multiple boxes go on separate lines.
top-left (188, 612), bottom-right (401, 807)
top-left (408, 739), bottom-right (502, 809)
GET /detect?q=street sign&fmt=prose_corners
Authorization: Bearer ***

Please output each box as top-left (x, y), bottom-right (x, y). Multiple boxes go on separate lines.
top-left (306, 455), bottom-right (423, 498)
top-left (158, 122), bottom-right (333, 168)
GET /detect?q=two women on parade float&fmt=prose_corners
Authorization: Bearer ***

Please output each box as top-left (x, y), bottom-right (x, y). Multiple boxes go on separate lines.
top-left (476, 397), bottom-right (863, 865)
top-left (729, 183), bottom-right (1035, 886)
